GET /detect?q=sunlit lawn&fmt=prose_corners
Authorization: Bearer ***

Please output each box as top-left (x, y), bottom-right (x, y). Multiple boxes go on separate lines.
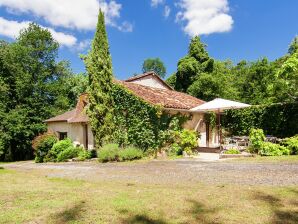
top-left (231, 155), bottom-right (298, 163)
top-left (0, 167), bottom-right (297, 224)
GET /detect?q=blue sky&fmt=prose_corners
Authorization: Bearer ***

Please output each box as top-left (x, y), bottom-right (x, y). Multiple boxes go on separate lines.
top-left (0, 0), bottom-right (297, 80)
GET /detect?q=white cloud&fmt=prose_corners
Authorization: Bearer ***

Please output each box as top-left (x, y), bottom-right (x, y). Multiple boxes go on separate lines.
top-left (116, 21), bottom-right (133, 32)
top-left (0, 0), bottom-right (132, 32)
top-left (176, 0), bottom-right (233, 36)
top-left (75, 39), bottom-right (91, 52)
top-left (0, 17), bottom-right (77, 47)
top-left (164, 5), bottom-right (171, 18)
top-left (151, 0), bottom-right (164, 7)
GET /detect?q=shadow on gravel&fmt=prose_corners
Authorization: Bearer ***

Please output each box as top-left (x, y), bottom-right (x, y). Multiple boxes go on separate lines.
top-left (187, 199), bottom-right (222, 224)
top-left (253, 191), bottom-right (298, 224)
top-left (50, 200), bottom-right (86, 223)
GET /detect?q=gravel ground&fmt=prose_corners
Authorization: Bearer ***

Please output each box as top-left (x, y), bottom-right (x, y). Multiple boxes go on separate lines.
top-left (3, 158), bottom-right (298, 186)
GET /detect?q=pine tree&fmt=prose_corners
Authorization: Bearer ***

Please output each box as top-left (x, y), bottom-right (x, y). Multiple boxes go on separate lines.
top-left (288, 36), bottom-right (298, 55)
top-left (85, 11), bottom-right (114, 147)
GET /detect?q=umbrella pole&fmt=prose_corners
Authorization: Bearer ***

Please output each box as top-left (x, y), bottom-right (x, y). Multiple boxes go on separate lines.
top-left (218, 109), bottom-right (221, 150)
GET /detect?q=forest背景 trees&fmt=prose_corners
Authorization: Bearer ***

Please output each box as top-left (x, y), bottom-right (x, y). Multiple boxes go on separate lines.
top-left (0, 23), bottom-right (86, 161)
top-left (142, 58), bottom-right (166, 78)
top-left (85, 10), bottom-right (114, 147)
top-left (167, 35), bottom-right (298, 104)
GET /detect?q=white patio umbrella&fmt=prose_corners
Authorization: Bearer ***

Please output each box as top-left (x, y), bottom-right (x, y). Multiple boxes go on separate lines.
top-left (190, 98), bottom-right (250, 149)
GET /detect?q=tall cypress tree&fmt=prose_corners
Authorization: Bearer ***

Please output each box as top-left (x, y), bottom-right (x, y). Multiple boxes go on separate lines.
top-left (85, 11), bottom-right (114, 147)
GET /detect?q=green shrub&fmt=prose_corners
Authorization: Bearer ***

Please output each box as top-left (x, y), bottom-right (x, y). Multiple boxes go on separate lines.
top-left (224, 149), bottom-right (240, 154)
top-left (98, 143), bottom-right (120, 162)
top-left (170, 143), bottom-right (183, 156)
top-left (48, 138), bottom-right (73, 161)
top-left (259, 142), bottom-right (290, 156)
top-left (282, 135), bottom-right (298, 155)
top-left (119, 147), bottom-right (143, 161)
top-left (249, 128), bottom-right (265, 153)
top-left (77, 150), bottom-right (92, 161)
top-left (32, 133), bottom-right (58, 163)
top-left (176, 129), bottom-right (198, 155)
top-left (56, 146), bottom-right (81, 162)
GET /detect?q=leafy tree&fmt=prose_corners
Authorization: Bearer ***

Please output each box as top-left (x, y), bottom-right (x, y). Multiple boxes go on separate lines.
top-left (288, 36), bottom-right (298, 55)
top-left (165, 73), bottom-right (176, 88)
top-left (85, 11), bottom-right (114, 147)
top-left (275, 52), bottom-right (298, 102)
top-left (239, 58), bottom-right (276, 104)
top-left (142, 58), bottom-right (166, 78)
top-left (0, 24), bottom-right (84, 161)
top-left (171, 36), bottom-right (214, 92)
top-left (188, 60), bottom-right (238, 101)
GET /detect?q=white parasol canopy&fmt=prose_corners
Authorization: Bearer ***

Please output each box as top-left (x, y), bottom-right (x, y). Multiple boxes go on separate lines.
top-left (191, 98), bottom-right (250, 149)
top-left (191, 98), bottom-right (250, 112)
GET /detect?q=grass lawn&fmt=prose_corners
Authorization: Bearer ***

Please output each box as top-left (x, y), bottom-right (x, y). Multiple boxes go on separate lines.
top-left (231, 155), bottom-right (298, 163)
top-left (0, 167), bottom-right (297, 224)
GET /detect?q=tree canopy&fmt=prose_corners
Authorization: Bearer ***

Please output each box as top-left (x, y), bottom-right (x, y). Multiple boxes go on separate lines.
top-left (167, 35), bottom-right (298, 104)
top-left (142, 58), bottom-right (166, 78)
top-left (0, 23), bottom-right (87, 161)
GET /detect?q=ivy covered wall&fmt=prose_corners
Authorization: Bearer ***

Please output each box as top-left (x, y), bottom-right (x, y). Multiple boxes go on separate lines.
top-left (111, 83), bottom-right (189, 150)
top-left (223, 103), bottom-right (298, 138)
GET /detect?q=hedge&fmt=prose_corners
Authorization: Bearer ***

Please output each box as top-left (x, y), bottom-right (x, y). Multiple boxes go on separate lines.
top-left (223, 102), bottom-right (298, 138)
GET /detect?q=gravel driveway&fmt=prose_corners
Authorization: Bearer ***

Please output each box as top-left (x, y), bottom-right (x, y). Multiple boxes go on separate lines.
top-left (3, 158), bottom-right (298, 186)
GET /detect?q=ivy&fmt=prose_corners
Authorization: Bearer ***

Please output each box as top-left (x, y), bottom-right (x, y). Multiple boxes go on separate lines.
top-left (223, 102), bottom-right (298, 138)
top-left (204, 112), bottom-right (216, 130)
top-left (111, 83), bottom-right (189, 151)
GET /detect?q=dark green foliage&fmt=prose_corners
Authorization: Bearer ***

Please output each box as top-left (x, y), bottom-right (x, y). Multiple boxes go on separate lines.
top-left (0, 24), bottom-right (85, 161)
top-left (111, 83), bottom-right (189, 151)
top-left (33, 133), bottom-right (58, 163)
top-left (165, 73), bottom-right (176, 88)
top-left (142, 58), bottom-right (166, 78)
top-left (167, 35), bottom-right (298, 105)
top-left (119, 147), bottom-right (143, 161)
top-left (281, 136), bottom-right (298, 155)
top-left (224, 149), bottom-right (240, 154)
top-left (85, 11), bottom-right (114, 147)
top-left (223, 103), bottom-right (298, 138)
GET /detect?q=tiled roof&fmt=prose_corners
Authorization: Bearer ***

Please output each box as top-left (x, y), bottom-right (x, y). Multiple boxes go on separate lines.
top-left (45, 78), bottom-right (205, 123)
top-left (68, 94), bottom-right (89, 123)
top-left (117, 80), bottom-right (205, 110)
top-left (45, 94), bottom-right (89, 123)
top-left (45, 109), bottom-right (76, 122)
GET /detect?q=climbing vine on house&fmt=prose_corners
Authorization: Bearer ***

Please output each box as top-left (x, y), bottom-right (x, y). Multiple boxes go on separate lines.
top-left (111, 83), bottom-right (190, 151)
top-left (223, 102), bottom-right (298, 138)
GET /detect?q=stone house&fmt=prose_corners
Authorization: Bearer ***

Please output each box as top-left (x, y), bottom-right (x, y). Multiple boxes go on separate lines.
top-left (45, 72), bottom-right (219, 149)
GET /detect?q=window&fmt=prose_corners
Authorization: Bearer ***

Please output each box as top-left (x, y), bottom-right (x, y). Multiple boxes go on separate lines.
top-left (59, 132), bottom-right (67, 140)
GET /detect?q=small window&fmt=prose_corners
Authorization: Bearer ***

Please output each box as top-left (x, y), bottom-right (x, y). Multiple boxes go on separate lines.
top-left (59, 132), bottom-right (67, 140)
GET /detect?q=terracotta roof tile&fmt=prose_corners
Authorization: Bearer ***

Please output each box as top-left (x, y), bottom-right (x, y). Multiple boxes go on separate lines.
top-left (45, 80), bottom-right (205, 123)
top-left (116, 80), bottom-right (205, 110)
top-left (45, 109), bottom-right (76, 122)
